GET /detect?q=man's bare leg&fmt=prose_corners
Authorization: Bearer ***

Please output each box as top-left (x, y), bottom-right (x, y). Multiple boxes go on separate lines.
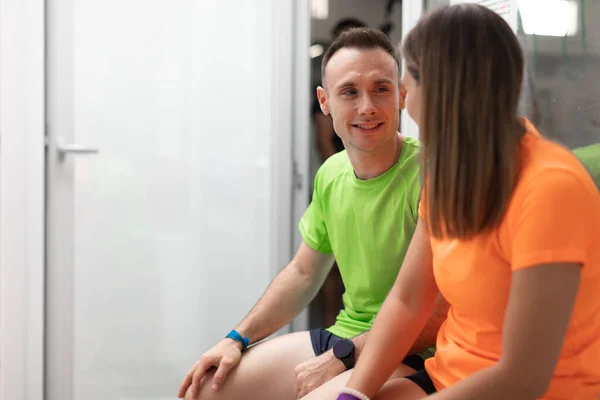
top-left (300, 363), bottom-right (417, 400)
top-left (185, 331), bottom-right (314, 400)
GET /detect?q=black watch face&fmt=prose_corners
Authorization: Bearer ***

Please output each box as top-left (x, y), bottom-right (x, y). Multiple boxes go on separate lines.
top-left (333, 339), bottom-right (353, 359)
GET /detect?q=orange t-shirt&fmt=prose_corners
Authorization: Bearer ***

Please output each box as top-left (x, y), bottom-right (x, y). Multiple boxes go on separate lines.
top-left (422, 120), bottom-right (600, 399)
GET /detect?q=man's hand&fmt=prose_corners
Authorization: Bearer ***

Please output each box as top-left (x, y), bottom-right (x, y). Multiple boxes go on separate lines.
top-left (177, 339), bottom-right (243, 398)
top-left (294, 351), bottom-right (346, 399)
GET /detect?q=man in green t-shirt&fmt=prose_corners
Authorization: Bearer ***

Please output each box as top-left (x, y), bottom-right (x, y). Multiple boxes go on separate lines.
top-left (178, 28), bottom-right (448, 400)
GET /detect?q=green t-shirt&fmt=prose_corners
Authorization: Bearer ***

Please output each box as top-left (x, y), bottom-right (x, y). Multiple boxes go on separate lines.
top-left (299, 137), bottom-right (421, 338)
top-left (573, 144), bottom-right (600, 188)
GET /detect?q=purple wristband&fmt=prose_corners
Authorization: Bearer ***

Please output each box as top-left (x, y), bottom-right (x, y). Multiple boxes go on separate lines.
top-left (337, 394), bottom-right (361, 400)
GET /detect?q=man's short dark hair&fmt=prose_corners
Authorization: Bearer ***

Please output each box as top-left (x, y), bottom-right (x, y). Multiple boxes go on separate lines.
top-left (331, 18), bottom-right (367, 39)
top-left (321, 27), bottom-right (401, 84)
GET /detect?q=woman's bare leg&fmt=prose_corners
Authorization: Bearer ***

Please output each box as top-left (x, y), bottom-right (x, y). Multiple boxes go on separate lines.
top-left (374, 377), bottom-right (428, 400)
top-left (300, 363), bottom-right (417, 400)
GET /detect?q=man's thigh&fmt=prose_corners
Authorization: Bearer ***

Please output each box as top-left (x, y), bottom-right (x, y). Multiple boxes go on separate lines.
top-left (185, 331), bottom-right (315, 400)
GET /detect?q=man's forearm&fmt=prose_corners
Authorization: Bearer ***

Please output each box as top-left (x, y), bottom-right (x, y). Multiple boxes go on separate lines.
top-left (320, 331), bottom-right (368, 362)
top-left (409, 294), bottom-right (449, 353)
top-left (314, 331), bottom-right (371, 377)
top-left (234, 262), bottom-right (321, 344)
top-left (349, 323), bottom-right (432, 364)
top-left (308, 302), bottom-right (440, 380)
top-left (350, 331), bottom-right (369, 360)
top-left (351, 295), bottom-right (448, 362)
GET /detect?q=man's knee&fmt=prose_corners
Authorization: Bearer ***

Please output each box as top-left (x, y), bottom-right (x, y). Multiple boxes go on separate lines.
top-left (183, 332), bottom-right (314, 400)
top-left (184, 372), bottom-right (217, 400)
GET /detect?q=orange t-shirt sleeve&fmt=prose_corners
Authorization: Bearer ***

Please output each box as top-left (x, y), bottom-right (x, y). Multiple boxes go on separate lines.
top-left (509, 169), bottom-right (593, 271)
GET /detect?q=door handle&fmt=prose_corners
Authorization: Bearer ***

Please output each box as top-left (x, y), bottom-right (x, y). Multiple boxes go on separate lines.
top-left (56, 136), bottom-right (99, 162)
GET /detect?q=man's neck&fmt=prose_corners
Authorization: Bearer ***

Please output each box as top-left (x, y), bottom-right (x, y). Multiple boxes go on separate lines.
top-left (349, 133), bottom-right (403, 180)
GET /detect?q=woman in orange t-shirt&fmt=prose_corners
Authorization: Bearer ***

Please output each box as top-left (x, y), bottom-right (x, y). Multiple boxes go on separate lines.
top-left (332, 4), bottom-right (600, 400)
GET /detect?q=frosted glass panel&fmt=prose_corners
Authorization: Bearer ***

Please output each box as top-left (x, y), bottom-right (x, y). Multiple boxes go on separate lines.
top-left (422, 0), bottom-right (600, 150)
top-left (46, 1), bottom-right (281, 399)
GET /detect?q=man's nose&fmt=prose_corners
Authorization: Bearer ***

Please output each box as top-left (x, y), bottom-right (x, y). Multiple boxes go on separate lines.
top-left (358, 94), bottom-right (377, 116)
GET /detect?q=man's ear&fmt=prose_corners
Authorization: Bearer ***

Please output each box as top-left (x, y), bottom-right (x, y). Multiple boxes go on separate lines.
top-left (399, 83), bottom-right (407, 111)
top-left (316, 86), bottom-right (330, 115)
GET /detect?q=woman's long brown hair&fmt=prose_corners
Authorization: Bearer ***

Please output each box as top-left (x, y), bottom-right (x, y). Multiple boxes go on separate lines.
top-left (402, 4), bottom-right (527, 240)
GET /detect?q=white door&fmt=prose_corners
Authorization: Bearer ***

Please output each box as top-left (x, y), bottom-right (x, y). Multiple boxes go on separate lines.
top-left (44, 0), bottom-right (300, 399)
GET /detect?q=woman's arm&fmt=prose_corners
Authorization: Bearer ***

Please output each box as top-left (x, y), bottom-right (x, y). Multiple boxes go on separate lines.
top-left (429, 262), bottom-right (581, 400)
top-left (344, 219), bottom-right (440, 398)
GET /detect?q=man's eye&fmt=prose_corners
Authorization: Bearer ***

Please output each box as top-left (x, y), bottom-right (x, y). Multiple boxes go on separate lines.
top-left (341, 90), bottom-right (357, 96)
top-left (375, 87), bottom-right (389, 93)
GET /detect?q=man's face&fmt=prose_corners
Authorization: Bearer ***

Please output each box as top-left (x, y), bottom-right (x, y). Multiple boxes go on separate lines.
top-left (317, 47), bottom-right (402, 154)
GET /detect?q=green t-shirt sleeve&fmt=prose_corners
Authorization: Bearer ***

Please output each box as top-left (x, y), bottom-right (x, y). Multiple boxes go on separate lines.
top-left (299, 168), bottom-right (333, 254)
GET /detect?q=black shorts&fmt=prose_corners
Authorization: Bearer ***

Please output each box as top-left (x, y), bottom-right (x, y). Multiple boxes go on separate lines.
top-left (309, 328), bottom-right (430, 377)
top-left (404, 368), bottom-right (437, 395)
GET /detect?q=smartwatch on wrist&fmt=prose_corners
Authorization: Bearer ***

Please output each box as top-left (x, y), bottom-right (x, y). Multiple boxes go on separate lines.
top-left (333, 338), bottom-right (355, 370)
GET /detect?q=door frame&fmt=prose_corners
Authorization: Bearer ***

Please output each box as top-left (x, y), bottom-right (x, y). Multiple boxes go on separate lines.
top-left (289, 0), bottom-right (312, 333)
top-left (0, 0), bottom-right (46, 399)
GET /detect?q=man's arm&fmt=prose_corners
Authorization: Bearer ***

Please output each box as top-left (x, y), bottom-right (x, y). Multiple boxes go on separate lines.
top-left (179, 241), bottom-right (334, 398)
top-left (318, 293), bottom-right (447, 366)
top-left (344, 219), bottom-right (439, 397)
top-left (351, 255), bottom-right (449, 360)
top-left (408, 293), bottom-right (449, 353)
top-left (236, 241), bottom-right (335, 344)
top-left (294, 222), bottom-right (446, 399)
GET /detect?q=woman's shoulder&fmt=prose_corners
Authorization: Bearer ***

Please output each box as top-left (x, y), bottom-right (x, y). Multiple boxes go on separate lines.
top-left (518, 122), bottom-right (595, 193)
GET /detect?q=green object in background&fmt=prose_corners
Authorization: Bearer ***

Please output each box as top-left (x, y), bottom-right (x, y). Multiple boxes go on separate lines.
top-left (419, 346), bottom-right (437, 360)
top-left (573, 144), bottom-right (600, 188)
